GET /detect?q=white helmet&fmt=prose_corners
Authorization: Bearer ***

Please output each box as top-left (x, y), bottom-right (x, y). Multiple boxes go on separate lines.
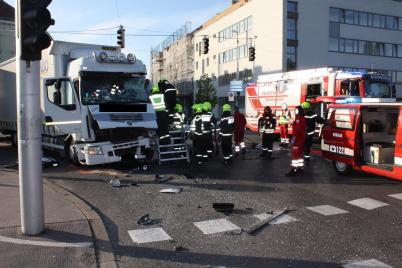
top-left (281, 103), bottom-right (287, 110)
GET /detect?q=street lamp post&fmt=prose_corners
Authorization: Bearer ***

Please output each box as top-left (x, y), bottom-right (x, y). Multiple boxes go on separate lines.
top-left (233, 30), bottom-right (240, 108)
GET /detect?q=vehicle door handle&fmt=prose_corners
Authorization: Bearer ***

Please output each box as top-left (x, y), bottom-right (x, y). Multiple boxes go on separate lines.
top-left (45, 116), bottom-right (53, 122)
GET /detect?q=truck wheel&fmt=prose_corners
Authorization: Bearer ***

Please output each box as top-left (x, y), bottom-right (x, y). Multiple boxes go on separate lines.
top-left (333, 161), bottom-right (352, 176)
top-left (65, 140), bottom-right (80, 166)
top-left (10, 132), bottom-right (17, 147)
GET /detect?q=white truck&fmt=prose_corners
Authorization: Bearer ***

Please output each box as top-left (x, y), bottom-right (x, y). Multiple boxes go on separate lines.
top-left (0, 41), bottom-right (158, 165)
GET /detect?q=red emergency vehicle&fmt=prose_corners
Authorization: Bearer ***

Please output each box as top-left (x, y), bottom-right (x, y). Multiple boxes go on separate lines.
top-left (245, 68), bottom-right (393, 134)
top-left (321, 97), bottom-right (402, 181)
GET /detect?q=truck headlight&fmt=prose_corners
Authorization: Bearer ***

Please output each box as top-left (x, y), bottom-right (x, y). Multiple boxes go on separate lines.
top-left (127, 53), bottom-right (136, 63)
top-left (84, 146), bottom-right (104, 155)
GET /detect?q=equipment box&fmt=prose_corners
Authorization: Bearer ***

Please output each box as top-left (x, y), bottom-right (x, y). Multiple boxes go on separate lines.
top-left (364, 143), bottom-right (394, 165)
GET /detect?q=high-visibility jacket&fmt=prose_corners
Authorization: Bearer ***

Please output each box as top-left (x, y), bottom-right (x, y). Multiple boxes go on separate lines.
top-left (149, 93), bottom-right (166, 112)
top-left (218, 114), bottom-right (234, 137)
top-left (190, 115), bottom-right (203, 136)
top-left (173, 112), bottom-right (185, 130)
top-left (201, 112), bottom-right (216, 134)
top-left (304, 110), bottom-right (324, 136)
top-left (258, 115), bottom-right (276, 134)
top-left (278, 110), bottom-right (291, 125)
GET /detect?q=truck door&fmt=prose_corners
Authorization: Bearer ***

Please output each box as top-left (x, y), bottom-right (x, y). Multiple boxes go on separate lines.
top-left (395, 107), bottom-right (402, 169)
top-left (43, 77), bottom-right (82, 135)
top-left (321, 106), bottom-right (359, 166)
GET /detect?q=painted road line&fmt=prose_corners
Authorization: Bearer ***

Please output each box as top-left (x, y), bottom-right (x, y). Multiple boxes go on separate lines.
top-left (128, 228), bottom-right (172, 244)
top-left (194, 219), bottom-right (240, 235)
top-left (0, 235), bottom-right (93, 248)
top-left (254, 213), bottom-right (298, 225)
top-left (388, 193), bottom-right (402, 201)
top-left (343, 259), bottom-right (393, 268)
top-left (306, 205), bottom-right (349, 216)
top-left (347, 198), bottom-right (389, 210)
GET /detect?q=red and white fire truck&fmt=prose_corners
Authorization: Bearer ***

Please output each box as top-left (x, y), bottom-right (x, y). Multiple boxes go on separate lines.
top-left (320, 97), bottom-right (402, 181)
top-left (245, 68), bottom-right (394, 133)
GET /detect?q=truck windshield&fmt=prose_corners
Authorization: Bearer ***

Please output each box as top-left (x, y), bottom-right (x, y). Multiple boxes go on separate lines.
top-left (364, 81), bottom-right (392, 98)
top-left (81, 72), bottom-right (148, 105)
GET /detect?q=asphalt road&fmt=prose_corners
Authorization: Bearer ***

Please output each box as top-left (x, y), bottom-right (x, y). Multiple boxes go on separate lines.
top-left (1, 136), bottom-right (401, 268)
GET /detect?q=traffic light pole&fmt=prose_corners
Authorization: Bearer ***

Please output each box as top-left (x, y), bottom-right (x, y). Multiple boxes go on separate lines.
top-left (16, 0), bottom-right (44, 235)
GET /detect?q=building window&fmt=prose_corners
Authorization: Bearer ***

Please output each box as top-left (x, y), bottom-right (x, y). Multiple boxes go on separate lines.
top-left (288, 1), bottom-right (297, 13)
top-left (195, 61), bottom-right (198, 70)
top-left (287, 1), bottom-right (298, 71)
top-left (287, 18), bottom-right (297, 40)
top-left (329, 22), bottom-right (340, 37)
top-left (218, 16), bottom-right (253, 43)
top-left (330, 7), bottom-right (340, 22)
top-left (287, 46), bottom-right (297, 71)
top-left (329, 38), bottom-right (339, 51)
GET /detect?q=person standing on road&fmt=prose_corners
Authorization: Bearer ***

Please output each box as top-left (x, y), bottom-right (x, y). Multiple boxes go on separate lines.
top-left (149, 85), bottom-right (170, 145)
top-left (234, 106), bottom-right (247, 156)
top-left (190, 105), bottom-right (204, 164)
top-left (302, 101), bottom-right (325, 162)
top-left (201, 102), bottom-right (216, 158)
top-left (258, 106), bottom-right (276, 159)
top-left (286, 105), bottom-right (306, 176)
top-left (173, 104), bottom-right (186, 131)
top-left (278, 103), bottom-right (291, 147)
top-left (217, 104), bottom-right (235, 164)
top-left (158, 79), bottom-right (178, 125)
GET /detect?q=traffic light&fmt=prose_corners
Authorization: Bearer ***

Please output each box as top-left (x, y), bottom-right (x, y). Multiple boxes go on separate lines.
top-left (202, 37), bottom-right (209, 54)
top-left (20, 0), bottom-right (55, 61)
top-left (249, 46), bottom-right (256, 61)
top-left (117, 26), bottom-right (125, 48)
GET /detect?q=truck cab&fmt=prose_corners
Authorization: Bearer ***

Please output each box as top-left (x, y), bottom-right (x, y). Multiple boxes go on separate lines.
top-left (321, 98), bottom-right (402, 181)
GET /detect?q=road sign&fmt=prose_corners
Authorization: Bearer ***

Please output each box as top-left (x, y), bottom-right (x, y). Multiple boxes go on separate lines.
top-left (228, 91), bottom-right (235, 102)
top-left (230, 80), bottom-right (244, 92)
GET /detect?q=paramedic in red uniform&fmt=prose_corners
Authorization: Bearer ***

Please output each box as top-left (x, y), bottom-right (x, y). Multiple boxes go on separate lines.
top-left (286, 105), bottom-right (306, 176)
top-left (234, 106), bottom-right (247, 156)
top-left (278, 103), bottom-right (291, 147)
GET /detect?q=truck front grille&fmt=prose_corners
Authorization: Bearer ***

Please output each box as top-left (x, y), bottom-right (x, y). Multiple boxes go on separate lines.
top-left (109, 114), bottom-right (143, 121)
top-left (95, 128), bottom-right (147, 143)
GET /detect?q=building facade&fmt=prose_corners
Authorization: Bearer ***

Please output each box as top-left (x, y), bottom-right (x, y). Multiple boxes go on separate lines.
top-left (190, 0), bottom-right (402, 113)
top-left (0, 0), bottom-right (15, 63)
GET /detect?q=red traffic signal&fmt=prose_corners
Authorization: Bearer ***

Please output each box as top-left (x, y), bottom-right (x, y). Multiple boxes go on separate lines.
top-left (117, 26), bottom-right (125, 48)
top-left (203, 37), bottom-right (209, 54)
top-left (249, 46), bottom-right (255, 61)
top-left (20, 0), bottom-right (55, 61)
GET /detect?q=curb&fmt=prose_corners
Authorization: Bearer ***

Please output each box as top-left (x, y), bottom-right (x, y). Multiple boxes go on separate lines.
top-left (44, 179), bottom-right (118, 268)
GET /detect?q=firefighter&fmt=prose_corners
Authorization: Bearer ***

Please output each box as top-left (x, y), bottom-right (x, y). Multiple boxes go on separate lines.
top-left (201, 102), bottom-right (217, 158)
top-left (286, 105), bottom-right (306, 176)
top-left (302, 101), bottom-right (325, 162)
top-left (173, 103), bottom-right (186, 131)
top-left (149, 85), bottom-right (170, 145)
top-left (278, 103), bottom-right (291, 147)
top-left (190, 105), bottom-right (204, 164)
top-left (158, 79), bottom-right (178, 124)
top-left (217, 104), bottom-right (235, 164)
top-left (258, 106), bottom-right (276, 159)
top-left (234, 106), bottom-right (247, 156)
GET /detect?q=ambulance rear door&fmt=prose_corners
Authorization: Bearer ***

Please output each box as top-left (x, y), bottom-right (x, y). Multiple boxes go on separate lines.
top-left (321, 105), bottom-right (360, 166)
top-left (395, 106), bottom-right (402, 170)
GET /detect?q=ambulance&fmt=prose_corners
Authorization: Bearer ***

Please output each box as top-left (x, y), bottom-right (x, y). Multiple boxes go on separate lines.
top-left (320, 97), bottom-right (402, 181)
top-left (245, 68), bottom-right (393, 134)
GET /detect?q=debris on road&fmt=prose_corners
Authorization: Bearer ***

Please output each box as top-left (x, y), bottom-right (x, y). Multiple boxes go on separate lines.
top-left (213, 203), bottom-right (234, 213)
top-left (136, 214), bottom-right (160, 225)
top-left (159, 188), bottom-right (183, 194)
top-left (154, 174), bottom-right (174, 183)
top-left (41, 157), bottom-right (59, 168)
top-left (109, 179), bottom-right (131, 187)
top-left (174, 245), bottom-right (189, 252)
top-left (243, 207), bottom-right (288, 234)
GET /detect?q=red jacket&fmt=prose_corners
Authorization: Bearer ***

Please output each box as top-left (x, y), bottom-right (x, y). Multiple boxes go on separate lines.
top-left (234, 111), bottom-right (247, 133)
top-left (292, 115), bottom-right (306, 146)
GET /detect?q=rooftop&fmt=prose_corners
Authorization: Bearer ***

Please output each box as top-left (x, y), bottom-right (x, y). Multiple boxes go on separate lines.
top-left (0, 0), bottom-right (14, 21)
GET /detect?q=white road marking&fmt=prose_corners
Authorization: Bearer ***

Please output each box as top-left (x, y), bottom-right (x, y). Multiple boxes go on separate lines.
top-left (388, 193), bottom-right (402, 201)
top-left (194, 219), bottom-right (240, 235)
top-left (128, 228), bottom-right (172, 244)
top-left (347, 198), bottom-right (389, 210)
top-left (254, 213), bottom-right (298, 225)
top-left (0, 235), bottom-right (93, 248)
top-left (343, 259), bottom-right (393, 268)
top-left (306, 205), bottom-right (349, 216)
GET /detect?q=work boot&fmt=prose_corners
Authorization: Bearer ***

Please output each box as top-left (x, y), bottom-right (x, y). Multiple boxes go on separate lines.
top-left (286, 168), bottom-right (298, 176)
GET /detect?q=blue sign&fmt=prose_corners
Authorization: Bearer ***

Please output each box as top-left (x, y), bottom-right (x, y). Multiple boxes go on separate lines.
top-left (230, 80), bottom-right (244, 92)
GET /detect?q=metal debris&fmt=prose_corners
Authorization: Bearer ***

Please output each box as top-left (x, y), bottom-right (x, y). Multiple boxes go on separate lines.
top-left (243, 207), bottom-right (288, 234)
top-left (155, 174), bottom-right (174, 183)
top-left (159, 188), bottom-right (183, 194)
top-left (109, 179), bottom-right (130, 187)
top-left (213, 203), bottom-right (234, 213)
top-left (136, 214), bottom-right (158, 225)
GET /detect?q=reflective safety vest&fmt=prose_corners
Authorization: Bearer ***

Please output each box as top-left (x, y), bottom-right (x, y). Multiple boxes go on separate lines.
top-left (173, 113), bottom-right (185, 129)
top-left (218, 115), bottom-right (234, 137)
top-left (191, 115), bottom-right (203, 136)
top-left (258, 116), bottom-right (276, 134)
top-left (149, 94), bottom-right (166, 112)
top-left (278, 110), bottom-right (291, 125)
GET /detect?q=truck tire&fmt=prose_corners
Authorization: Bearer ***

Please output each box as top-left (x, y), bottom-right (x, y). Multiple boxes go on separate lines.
top-left (65, 140), bottom-right (80, 166)
top-left (333, 161), bottom-right (352, 176)
top-left (10, 132), bottom-right (17, 147)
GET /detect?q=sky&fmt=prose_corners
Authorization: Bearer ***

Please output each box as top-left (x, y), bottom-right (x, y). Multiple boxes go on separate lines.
top-left (4, 0), bottom-right (231, 73)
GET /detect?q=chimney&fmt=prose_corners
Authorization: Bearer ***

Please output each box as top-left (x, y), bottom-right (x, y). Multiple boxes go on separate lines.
top-left (232, 0), bottom-right (239, 4)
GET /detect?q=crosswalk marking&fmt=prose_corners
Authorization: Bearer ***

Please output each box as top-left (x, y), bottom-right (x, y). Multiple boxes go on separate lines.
top-left (254, 213), bottom-right (298, 224)
top-left (388, 193), bottom-right (402, 200)
top-left (343, 259), bottom-right (393, 268)
top-left (194, 219), bottom-right (240, 235)
top-left (128, 227), bottom-right (172, 244)
top-left (347, 198), bottom-right (389, 210)
top-left (306, 205), bottom-right (349, 216)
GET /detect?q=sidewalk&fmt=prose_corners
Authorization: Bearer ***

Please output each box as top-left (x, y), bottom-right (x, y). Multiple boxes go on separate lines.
top-left (0, 169), bottom-right (96, 268)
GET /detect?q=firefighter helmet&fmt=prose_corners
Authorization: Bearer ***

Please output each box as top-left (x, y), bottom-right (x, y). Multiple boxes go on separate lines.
top-left (195, 104), bottom-right (203, 114)
top-left (202, 102), bottom-right (212, 112)
top-left (222, 104), bottom-right (231, 112)
top-left (151, 85), bottom-right (160, 94)
top-left (264, 106), bottom-right (272, 114)
top-left (175, 104), bottom-right (183, 113)
top-left (301, 101), bottom-right (311, 109)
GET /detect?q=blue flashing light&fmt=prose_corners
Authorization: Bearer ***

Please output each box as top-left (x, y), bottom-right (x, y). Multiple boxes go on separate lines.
top-left (336, 97), bottom-right (362, 104)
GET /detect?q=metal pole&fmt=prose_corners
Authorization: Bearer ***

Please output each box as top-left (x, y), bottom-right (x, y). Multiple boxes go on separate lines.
top-left (16, 0), bottom-right (45, 235)
top-left (235, 30), bottom-right (240, 108)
